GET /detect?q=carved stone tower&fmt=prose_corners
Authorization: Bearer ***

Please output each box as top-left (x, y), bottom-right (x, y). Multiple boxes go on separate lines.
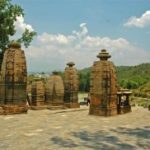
top-left (64, 62), bottom-right (79, 108)
top-left (89, 49), bottom-right (118, 116)
top-left (0, 42), bottom-right (28, 114)
top-left (45, 71), bottom-right (64, 106)
top-left (31, 78), bottom-right (45, 106)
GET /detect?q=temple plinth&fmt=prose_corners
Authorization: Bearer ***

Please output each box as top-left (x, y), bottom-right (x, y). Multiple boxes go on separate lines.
top-left (89, 49), bottom-right (118, 116)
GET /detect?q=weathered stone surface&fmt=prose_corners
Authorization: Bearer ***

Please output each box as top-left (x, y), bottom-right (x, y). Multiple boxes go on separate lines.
top-left (90, 49), bottom-right (118, 116)
top-left (31, 79), bottom-right (45, 106)
top-left (0, 105), bottom-right (28, 115)
top-left (64, 62), bottom-right (79, 108)
top-left (0, 42), bottom-right (28, 114)
top-left (45, 72), bottom-right (64, 105)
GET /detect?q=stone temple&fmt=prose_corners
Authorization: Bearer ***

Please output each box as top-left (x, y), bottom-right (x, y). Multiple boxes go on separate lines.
top-left (31, 78), bottom-right (45, 106)
top-left (0, 42), bottom-right (28, 114)
top-left (89, 49), bottom-right (118, 116)
top-left (64, 62), bottom-right (80, 108)
top-left (45, 71), bottom-right (64, 106)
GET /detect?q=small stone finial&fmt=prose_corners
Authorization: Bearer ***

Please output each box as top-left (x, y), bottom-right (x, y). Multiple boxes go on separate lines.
top-left (97, 49), bottom-right (111, 61)
top-left (67, 62), bottom-right (75, 67)
top-left (8, 41), bottom-right (21, 49)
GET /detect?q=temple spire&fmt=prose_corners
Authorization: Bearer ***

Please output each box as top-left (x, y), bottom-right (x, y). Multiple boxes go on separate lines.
top-left (97, 49), bottom-right (111, 61)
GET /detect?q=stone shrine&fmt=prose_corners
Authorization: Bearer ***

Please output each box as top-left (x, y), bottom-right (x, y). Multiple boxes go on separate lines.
top-left (31, 78), bottom-right (45, 106)
top-left (64, 62), bottom-right (79, 108)
top-left (45, 71), bottom-right (64, 106)
top-left (117, 89), bottom-right (132, 114)
top-left (0, 42), bottom-right (28, 114)
top-left (89, 49), bottom-right (118, 116)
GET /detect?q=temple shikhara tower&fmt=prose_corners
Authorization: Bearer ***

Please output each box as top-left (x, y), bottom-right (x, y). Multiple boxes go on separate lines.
top-left (0, 42), bottom-right (28, 114)
top-left (45, 71), bottom-right (64, 106)
top-left (89, 49), bottom-right (118, 116)
top-left (64, 62), bottom-right (79, 108)
top-left (31, 78), bottom-right (45, 106)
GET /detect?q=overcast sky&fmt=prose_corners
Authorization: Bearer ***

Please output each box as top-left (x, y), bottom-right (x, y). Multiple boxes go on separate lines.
top-left (12, 0), bottom-right (150, 72)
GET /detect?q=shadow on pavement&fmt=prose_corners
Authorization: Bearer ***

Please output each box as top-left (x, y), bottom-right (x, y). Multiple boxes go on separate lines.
top-left (50, 126), bottom-right (150, 149)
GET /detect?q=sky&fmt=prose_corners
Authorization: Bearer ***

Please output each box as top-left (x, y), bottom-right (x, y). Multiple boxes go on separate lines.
top-left (12, 0), bottom-right (150, 72)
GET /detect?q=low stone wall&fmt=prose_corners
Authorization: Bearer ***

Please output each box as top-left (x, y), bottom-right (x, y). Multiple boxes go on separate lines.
top-left (64, 103), bottom-right (80, 108)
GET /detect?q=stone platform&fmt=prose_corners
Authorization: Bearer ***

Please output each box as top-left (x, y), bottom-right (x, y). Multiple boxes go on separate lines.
top-left (0, 106), bottom-right (149, 150)
top-left (0, 105), bottom-right (28, 115)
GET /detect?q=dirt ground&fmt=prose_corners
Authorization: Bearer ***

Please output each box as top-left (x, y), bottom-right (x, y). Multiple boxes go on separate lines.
top-left (0, 106), bottom-right (150, 150)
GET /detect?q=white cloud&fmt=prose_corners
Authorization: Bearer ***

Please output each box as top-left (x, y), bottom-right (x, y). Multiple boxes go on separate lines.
top-left (72, 22), bottom-right (88, 39)
top-left (14, 15), bottom-right (34, 32)
top-left (25, 23), bottom-right (150, 72)
top-left (124, 10), bottom-right (150, 28)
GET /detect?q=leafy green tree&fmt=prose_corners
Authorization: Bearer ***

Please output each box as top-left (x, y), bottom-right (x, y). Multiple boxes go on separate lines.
top-left (0, 0), bottom-right (36, 64)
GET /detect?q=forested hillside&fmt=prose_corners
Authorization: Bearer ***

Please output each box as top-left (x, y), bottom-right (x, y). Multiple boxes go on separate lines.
top-left (78, 63), bottom-right (150, 92)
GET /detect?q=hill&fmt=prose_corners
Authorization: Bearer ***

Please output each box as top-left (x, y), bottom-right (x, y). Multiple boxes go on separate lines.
top-left (116, 63), bottom-right (150, 89)
top-left (78, 63), bottom-right (150, 92)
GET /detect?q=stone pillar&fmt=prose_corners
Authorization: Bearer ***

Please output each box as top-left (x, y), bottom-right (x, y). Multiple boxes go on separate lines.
top-left (45, 71), bottom-right (64, 106)
top-left (0, 41), bottom-right (28, 115)
top-left (89, 49), bottom-right (118, 116)
top-left (64, 62), bottom-right (79, 108)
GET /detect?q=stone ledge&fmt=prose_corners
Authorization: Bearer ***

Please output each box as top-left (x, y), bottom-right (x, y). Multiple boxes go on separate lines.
top-left (0, 105), bottom-right (28, 115)
top-left (64, 103), bottom-right (80, 108)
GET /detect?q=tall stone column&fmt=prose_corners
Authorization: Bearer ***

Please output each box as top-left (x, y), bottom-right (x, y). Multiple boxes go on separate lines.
top-left (0, 41), bottom-right (28, 115)
top-left (89, 49), bottom-right (118, 116)
top-left (64, 62), bottom-right (79, 108)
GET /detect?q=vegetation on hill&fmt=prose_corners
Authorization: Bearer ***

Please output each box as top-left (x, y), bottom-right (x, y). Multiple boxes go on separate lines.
top-left (78, 68), bottom-right (90, 92)
top-left (116, 63), bottom-right (150, 89)
top-left (133, 81), bottom-right (150, 98)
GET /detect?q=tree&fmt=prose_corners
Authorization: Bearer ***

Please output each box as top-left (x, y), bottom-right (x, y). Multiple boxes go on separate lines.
top-left (0, 0), bottom-right (36, 64)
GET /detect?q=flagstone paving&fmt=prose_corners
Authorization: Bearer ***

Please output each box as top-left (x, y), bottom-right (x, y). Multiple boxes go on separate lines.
top-left (0, 106), bottom-right (150, 150)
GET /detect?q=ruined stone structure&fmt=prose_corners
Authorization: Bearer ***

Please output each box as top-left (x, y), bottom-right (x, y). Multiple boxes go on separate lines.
top-left (45, 71), bottom-right (64, 106)
top-left (117, 89), bottom-right (132, 114)
top-left (64, 62), bottom-right (79, 108)
top-left (31, 78), bottom-right (45, 106)
top-left (0, 42), bottom-right (28, 114)
top-left (89, 49), bottom-right (118, 116)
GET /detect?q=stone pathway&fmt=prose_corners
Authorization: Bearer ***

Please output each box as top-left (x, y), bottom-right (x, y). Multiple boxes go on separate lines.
top-left (0, 106), bottom-right (150, 150)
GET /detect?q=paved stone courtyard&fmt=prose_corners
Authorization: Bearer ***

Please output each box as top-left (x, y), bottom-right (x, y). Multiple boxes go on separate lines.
top-left (0, 106), bottom-right (150, 150)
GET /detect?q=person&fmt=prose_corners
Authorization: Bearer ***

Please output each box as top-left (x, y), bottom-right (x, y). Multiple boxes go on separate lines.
top-left (87, 98), bottom-right (90, 106)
